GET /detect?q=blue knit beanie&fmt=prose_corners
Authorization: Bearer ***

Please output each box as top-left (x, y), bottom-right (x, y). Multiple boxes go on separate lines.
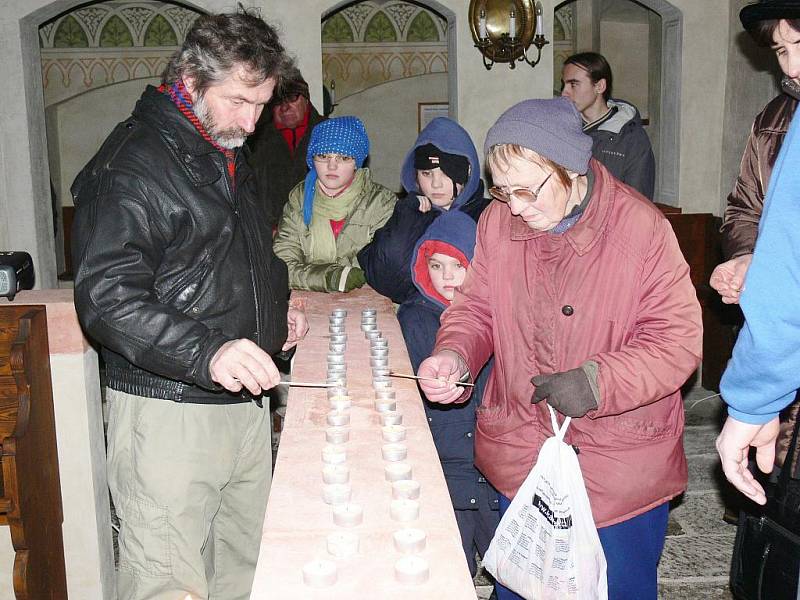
top-left (483, 97), bottom-right (593, 174)
top-left (302, 116), bottom-right (370, 225)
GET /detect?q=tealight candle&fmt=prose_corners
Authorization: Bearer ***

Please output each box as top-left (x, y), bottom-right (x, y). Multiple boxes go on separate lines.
top-left (393, 528), bottom-right (427, 554)
top-left (302, 559), bottom-right (338, 587)
top-left (394, 555), bottom-right (429, 585)
top-left (373, 379), bottom-right (393, 391)
top-left (329, 396), bottom-right (352, 411)
top-left (382, 443), bottom-right (407, 462)
top-left (327, 387), bottom-right (349, 399)
top-left (361, 323), bottom-right (377, 332)
top-left (372, 367), bottom-right (390, 378)
top-left (325, 426), bottom-right (350, 444)
top-left (322, 482), bottom-right (351, 505)
top-left (327, 354), bottom-right (345, 365)
top-left (381, 411), bottom-right (403, 426)
top-left (371, 347), bottom-right (389, 358)
top-left (327, 364), bottom-right (346, 374)
top-left (329, 318), bottom-right (345, 327)
top-left (329, 324), bottom-right (345, 334)
top-left (382, 425), bottom-right (407, 442)
top-left (329, 342), bottom-right (346, 353)
top-left (371, 338), bottom-right (388, 348)
top-left (370, 357), bottom-right (388, 368)
top-left (327, 531), bottom-right (359, 558)
top-left (390, 498), bottom-right (420, 522)
top-left (385, 462), bottom-right (412, 482)
top-left (327, 410), bottom-right (350, 427)
top-left (375, 389), bottom-right (396, 400)
top-left (332, 502), bottom-right (363, 527)
top-left (392, 479), bottom-right (421, 500)
top-left (332, 308), bottom-right (347, 318)
top-left (321, 445), bottom-right (347, 465)
top-left (365, 330), bottom-right (382, 341)
top-left (326, 376), bottom-right (347, 387)
top-left (329, 333), bottom-right (348, 343)
top-left (362, 308), bottom-right (377, 317)
top-left (322, 464), bottom-right (350, 484)
top-left (374, 399), bottom-right (397, 413)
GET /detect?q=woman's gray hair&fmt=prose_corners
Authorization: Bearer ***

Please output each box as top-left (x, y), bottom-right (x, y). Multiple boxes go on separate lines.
top-left (162, 8), bottom-right (294, 93)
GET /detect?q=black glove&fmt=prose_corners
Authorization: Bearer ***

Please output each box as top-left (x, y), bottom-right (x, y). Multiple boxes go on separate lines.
top-left (531, 367), bottom-right (597, 418)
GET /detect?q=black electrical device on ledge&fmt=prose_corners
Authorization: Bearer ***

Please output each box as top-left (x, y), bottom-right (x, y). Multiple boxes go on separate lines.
top-left (0, 252), bottom-right (35, 301)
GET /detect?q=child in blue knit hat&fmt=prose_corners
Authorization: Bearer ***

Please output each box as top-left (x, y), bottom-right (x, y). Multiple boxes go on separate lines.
top-left (273, 116), bottom-right (396, 292)
top-left (397, 209), bottom-right (499, 589)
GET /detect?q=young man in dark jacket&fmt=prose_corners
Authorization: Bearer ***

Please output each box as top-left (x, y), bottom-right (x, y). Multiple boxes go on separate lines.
top-left (248, 66), bottom-right (326, 231)
top-left (561, 52), bottom-right (656, 200)
top-left (358, 117), bottom-right (490, 304)
top-left (71, 11), bottom-right (307, 599)
top-left (397, 210), bottom-right (499, 582)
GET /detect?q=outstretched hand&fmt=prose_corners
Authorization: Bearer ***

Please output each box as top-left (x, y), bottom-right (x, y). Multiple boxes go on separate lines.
top-left (709, 254), bottom-right (752, 304)
top-left (716, 415), bottom-right (780, 505)
top-left (209, 338), bottom-right (281, 395)
top-left (417, 350), bottom-right (469, 404)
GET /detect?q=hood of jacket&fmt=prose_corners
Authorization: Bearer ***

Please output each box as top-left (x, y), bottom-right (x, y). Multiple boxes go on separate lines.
top-left (594, 99), bottom-right (644, 135)
top-left (410, 210), bottom-right (477, 309)
top-left (400, 117), bottom-right (481, 211)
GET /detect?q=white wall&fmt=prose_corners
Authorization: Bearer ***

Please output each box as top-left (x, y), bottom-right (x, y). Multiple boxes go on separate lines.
top-left (600, 20), bottom-right (650, 118)
top-left (336, 73), bottom-right (448, 192)
top-left (51, 78), bottom-right (159, 208)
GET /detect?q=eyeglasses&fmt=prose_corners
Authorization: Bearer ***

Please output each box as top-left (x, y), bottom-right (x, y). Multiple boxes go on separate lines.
top-left (489, 172), bottom-right (553, 204)
top-left (313, 153), bottom-right (355, 164)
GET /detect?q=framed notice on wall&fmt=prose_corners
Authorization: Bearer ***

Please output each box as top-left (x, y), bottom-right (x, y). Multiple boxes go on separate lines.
top-left (418, 102), bottom-right (449, 133)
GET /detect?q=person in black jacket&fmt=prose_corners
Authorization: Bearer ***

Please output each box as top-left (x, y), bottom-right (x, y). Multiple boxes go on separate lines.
top-left (397, 209), bottom-right (499, 582)
top-left (71, 11), bottom-right (307, 600)
top-left (561, 52), bottom-right (656, 200)
top-left (247, 66), bottom-right (326, 231)
top-left (358, 117), bottom-right (490, 304)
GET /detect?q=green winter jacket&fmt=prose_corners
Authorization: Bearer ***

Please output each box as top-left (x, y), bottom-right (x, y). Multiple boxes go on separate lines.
top-left (273, 168), bottom-right (397, 291)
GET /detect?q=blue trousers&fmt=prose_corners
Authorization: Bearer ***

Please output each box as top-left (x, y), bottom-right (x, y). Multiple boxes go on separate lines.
top-left (494, 495), bottom-right (668, 600)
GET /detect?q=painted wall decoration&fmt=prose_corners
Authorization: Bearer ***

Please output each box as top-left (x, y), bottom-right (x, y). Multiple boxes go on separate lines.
top-left (39, 1), bottom-right (201, 107)
top-left (553, 3), bottom-right (576, 94)
top-left (322, 1), bottom-right (448, 101)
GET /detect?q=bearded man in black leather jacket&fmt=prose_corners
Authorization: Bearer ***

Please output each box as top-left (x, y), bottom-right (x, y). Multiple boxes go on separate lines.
top-left (71, 10), bottom-right (307, 600)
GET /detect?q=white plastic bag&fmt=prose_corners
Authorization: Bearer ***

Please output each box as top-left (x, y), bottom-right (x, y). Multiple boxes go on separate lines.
top-left (483, 406), bottom-right (608, 600)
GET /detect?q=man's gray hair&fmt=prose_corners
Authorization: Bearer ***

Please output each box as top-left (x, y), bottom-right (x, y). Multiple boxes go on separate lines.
top-left (162, 8), bottom-right (293, 92)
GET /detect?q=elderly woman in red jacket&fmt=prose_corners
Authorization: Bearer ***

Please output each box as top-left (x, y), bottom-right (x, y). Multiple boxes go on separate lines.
top-left (418, 97), bottom-right (702, 600)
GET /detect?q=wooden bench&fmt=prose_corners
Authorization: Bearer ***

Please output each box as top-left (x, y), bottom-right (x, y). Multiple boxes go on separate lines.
top-left (0, 305), bottom-right (67, 599)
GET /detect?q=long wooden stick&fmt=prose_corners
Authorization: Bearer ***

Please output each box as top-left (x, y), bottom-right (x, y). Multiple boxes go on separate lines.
top-left (278, 381), bottom-right (336, 388)
top-left (389, 371), bottom-right (474, 387)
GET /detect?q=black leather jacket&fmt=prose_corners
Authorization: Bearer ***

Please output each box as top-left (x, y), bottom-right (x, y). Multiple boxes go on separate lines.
top-left (72, 86), bottom-right (289, 403)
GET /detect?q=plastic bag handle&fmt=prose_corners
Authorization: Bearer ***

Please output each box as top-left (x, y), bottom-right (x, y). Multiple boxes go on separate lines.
top-left (548, 405), bottom-right (571, 440)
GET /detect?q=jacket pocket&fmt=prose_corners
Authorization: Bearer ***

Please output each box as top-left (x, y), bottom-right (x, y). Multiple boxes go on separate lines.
top-left (157, 252), bottom-right (212, 310)
top-left (115, 495), bottom-right (172, 577)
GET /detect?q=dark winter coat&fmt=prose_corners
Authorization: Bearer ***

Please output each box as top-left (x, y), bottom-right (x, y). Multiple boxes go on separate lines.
top-left (585, 99), bottom-right (656, 200)
top-left (397, 211), bottom-right (498, 512)
top-left (71, 86), bottom-right (289, 404)
top-left (358, 117), bottom-right (490, 304)
top-left (248, 105), bottom-right (326, 228)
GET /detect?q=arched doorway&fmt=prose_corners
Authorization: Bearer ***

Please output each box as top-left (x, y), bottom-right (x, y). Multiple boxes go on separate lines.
top-left (38, 0), bottom-right (204, 279)
top-left (553, 0), bottom-right (682, 205)
top-left (321, 0), bottom-right (456, 192)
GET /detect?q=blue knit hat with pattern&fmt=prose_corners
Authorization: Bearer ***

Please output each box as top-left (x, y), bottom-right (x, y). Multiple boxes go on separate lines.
top-left (303, 116), bottom-right (370, 225)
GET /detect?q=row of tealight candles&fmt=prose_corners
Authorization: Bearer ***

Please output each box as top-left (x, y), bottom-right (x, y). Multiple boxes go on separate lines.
top-left (302, 307), bottom-right (430, 589)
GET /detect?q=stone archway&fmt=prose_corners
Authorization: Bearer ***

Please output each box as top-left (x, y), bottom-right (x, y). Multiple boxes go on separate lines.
top-left (553, 0), bottom-right (682, 205)
top-left (7, 0), bottom-right (209, 289)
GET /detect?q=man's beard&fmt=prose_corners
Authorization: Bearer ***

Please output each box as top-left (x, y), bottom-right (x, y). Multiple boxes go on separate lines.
top-left (194, 93), bottom-right (247, 149)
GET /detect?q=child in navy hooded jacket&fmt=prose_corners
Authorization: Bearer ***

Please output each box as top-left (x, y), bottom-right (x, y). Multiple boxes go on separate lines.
top-left (397, 210), bottom-right (499, 578)
top-left (358, 117), bottom-right (490, 304)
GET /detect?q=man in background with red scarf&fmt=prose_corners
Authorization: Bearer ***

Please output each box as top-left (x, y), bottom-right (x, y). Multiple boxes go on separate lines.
top-left (71, 10), bottom-right (307, 599)
top-left (248, 66), bottom-right (326, 232)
